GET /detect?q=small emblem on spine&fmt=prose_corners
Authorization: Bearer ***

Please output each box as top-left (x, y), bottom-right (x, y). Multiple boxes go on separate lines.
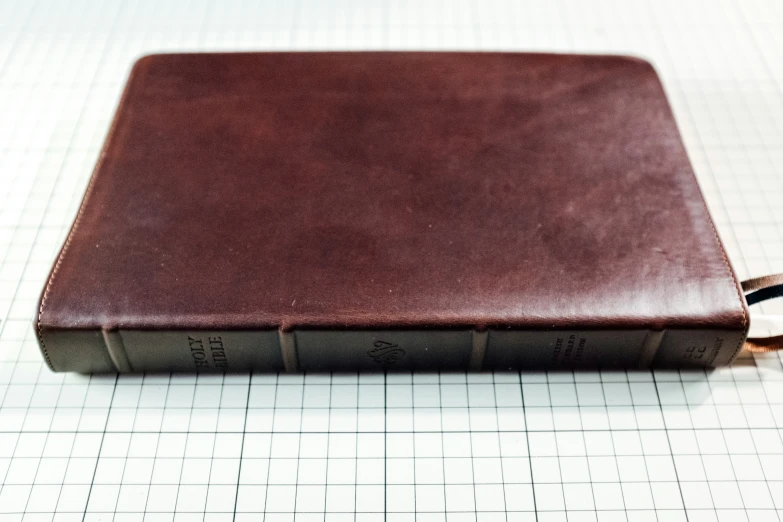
top-left (367, 340), bottom-right (406, 365)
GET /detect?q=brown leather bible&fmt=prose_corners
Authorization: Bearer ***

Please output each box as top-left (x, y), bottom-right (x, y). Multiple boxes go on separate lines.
top-left (35, 52), bottom-right (754, 372)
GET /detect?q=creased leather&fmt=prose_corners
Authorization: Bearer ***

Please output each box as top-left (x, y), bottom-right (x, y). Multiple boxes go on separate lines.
top-left (35, 52), bottom-right (749, 369)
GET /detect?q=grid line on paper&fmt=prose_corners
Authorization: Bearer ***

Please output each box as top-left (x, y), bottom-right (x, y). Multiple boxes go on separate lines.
top-left (2, 0), bottom-right (783, 520)
top-left (383, 372), bottom-right (387, 518)
top-left (491, 372), bottom-right (510, 517)
top-left (231, 373), bottom-right (252, 517)
top-left (652, 371), bottom-right (697, 517)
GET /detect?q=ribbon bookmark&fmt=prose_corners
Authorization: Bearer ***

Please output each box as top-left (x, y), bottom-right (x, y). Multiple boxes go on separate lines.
top-left (742, 274), bottom-right (783, 353)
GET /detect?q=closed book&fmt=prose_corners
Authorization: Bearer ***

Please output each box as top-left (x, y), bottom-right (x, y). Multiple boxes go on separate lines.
top-left (35, 52), bottom-right (749, 373)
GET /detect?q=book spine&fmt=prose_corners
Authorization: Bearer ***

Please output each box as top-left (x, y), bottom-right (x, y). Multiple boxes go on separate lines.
top-left (38, 325), bottom-right (747, 372)
top-left (651, 328), bottom-right (747, 368)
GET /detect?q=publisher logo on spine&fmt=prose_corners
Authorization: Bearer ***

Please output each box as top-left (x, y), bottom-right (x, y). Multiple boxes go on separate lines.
top-left (367, 340), bottom-right (406, 365)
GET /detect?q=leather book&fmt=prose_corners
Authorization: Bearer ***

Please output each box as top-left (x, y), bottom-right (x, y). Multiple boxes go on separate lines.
top-left (35, 52), bottom-right (750, 372)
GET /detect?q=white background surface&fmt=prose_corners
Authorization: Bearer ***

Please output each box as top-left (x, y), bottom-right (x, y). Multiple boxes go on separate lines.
top-left (2, 0), bottom-right (783, 520)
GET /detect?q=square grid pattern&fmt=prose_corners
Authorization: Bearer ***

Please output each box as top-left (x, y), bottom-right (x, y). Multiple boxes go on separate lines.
top-left (1, 0), bottom-right (783, 521)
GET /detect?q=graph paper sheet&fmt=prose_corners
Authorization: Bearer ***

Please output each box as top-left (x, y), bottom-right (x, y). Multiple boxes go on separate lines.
top-left (2, 0), bottom-right (783, 521)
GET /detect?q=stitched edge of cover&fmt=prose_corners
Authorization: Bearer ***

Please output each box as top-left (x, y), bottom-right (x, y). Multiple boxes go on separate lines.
top-left (695, 186), bottom-right (749, 363)
top-left (36, 57), bottom-right (148, 372)
top-left (676, 77), bottom-right (748, 363)
top-left (647, 63), bottom-right (748, 367)
top-left (705, 207), bottom-right (748, 364)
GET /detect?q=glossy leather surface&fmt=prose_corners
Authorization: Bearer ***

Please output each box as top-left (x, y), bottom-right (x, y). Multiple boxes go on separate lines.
top-left (37, 52), bottom-right (748, 342)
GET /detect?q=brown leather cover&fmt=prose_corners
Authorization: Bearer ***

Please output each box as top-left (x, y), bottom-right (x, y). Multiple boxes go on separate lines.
top-left (35, 52), bottom-right (749, 372)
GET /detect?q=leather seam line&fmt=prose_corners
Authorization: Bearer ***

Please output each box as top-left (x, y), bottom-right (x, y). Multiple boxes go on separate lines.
top-left (660, 74), bottom-right (748, 366)
top-left (36, 61), bottom-right (143, 372)
top-left (700, 198), bottom-right (748, 364)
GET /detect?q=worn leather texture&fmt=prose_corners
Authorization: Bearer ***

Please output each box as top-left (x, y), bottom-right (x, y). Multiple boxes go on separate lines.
top-left (36, 52), bottom-right (749, 371)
